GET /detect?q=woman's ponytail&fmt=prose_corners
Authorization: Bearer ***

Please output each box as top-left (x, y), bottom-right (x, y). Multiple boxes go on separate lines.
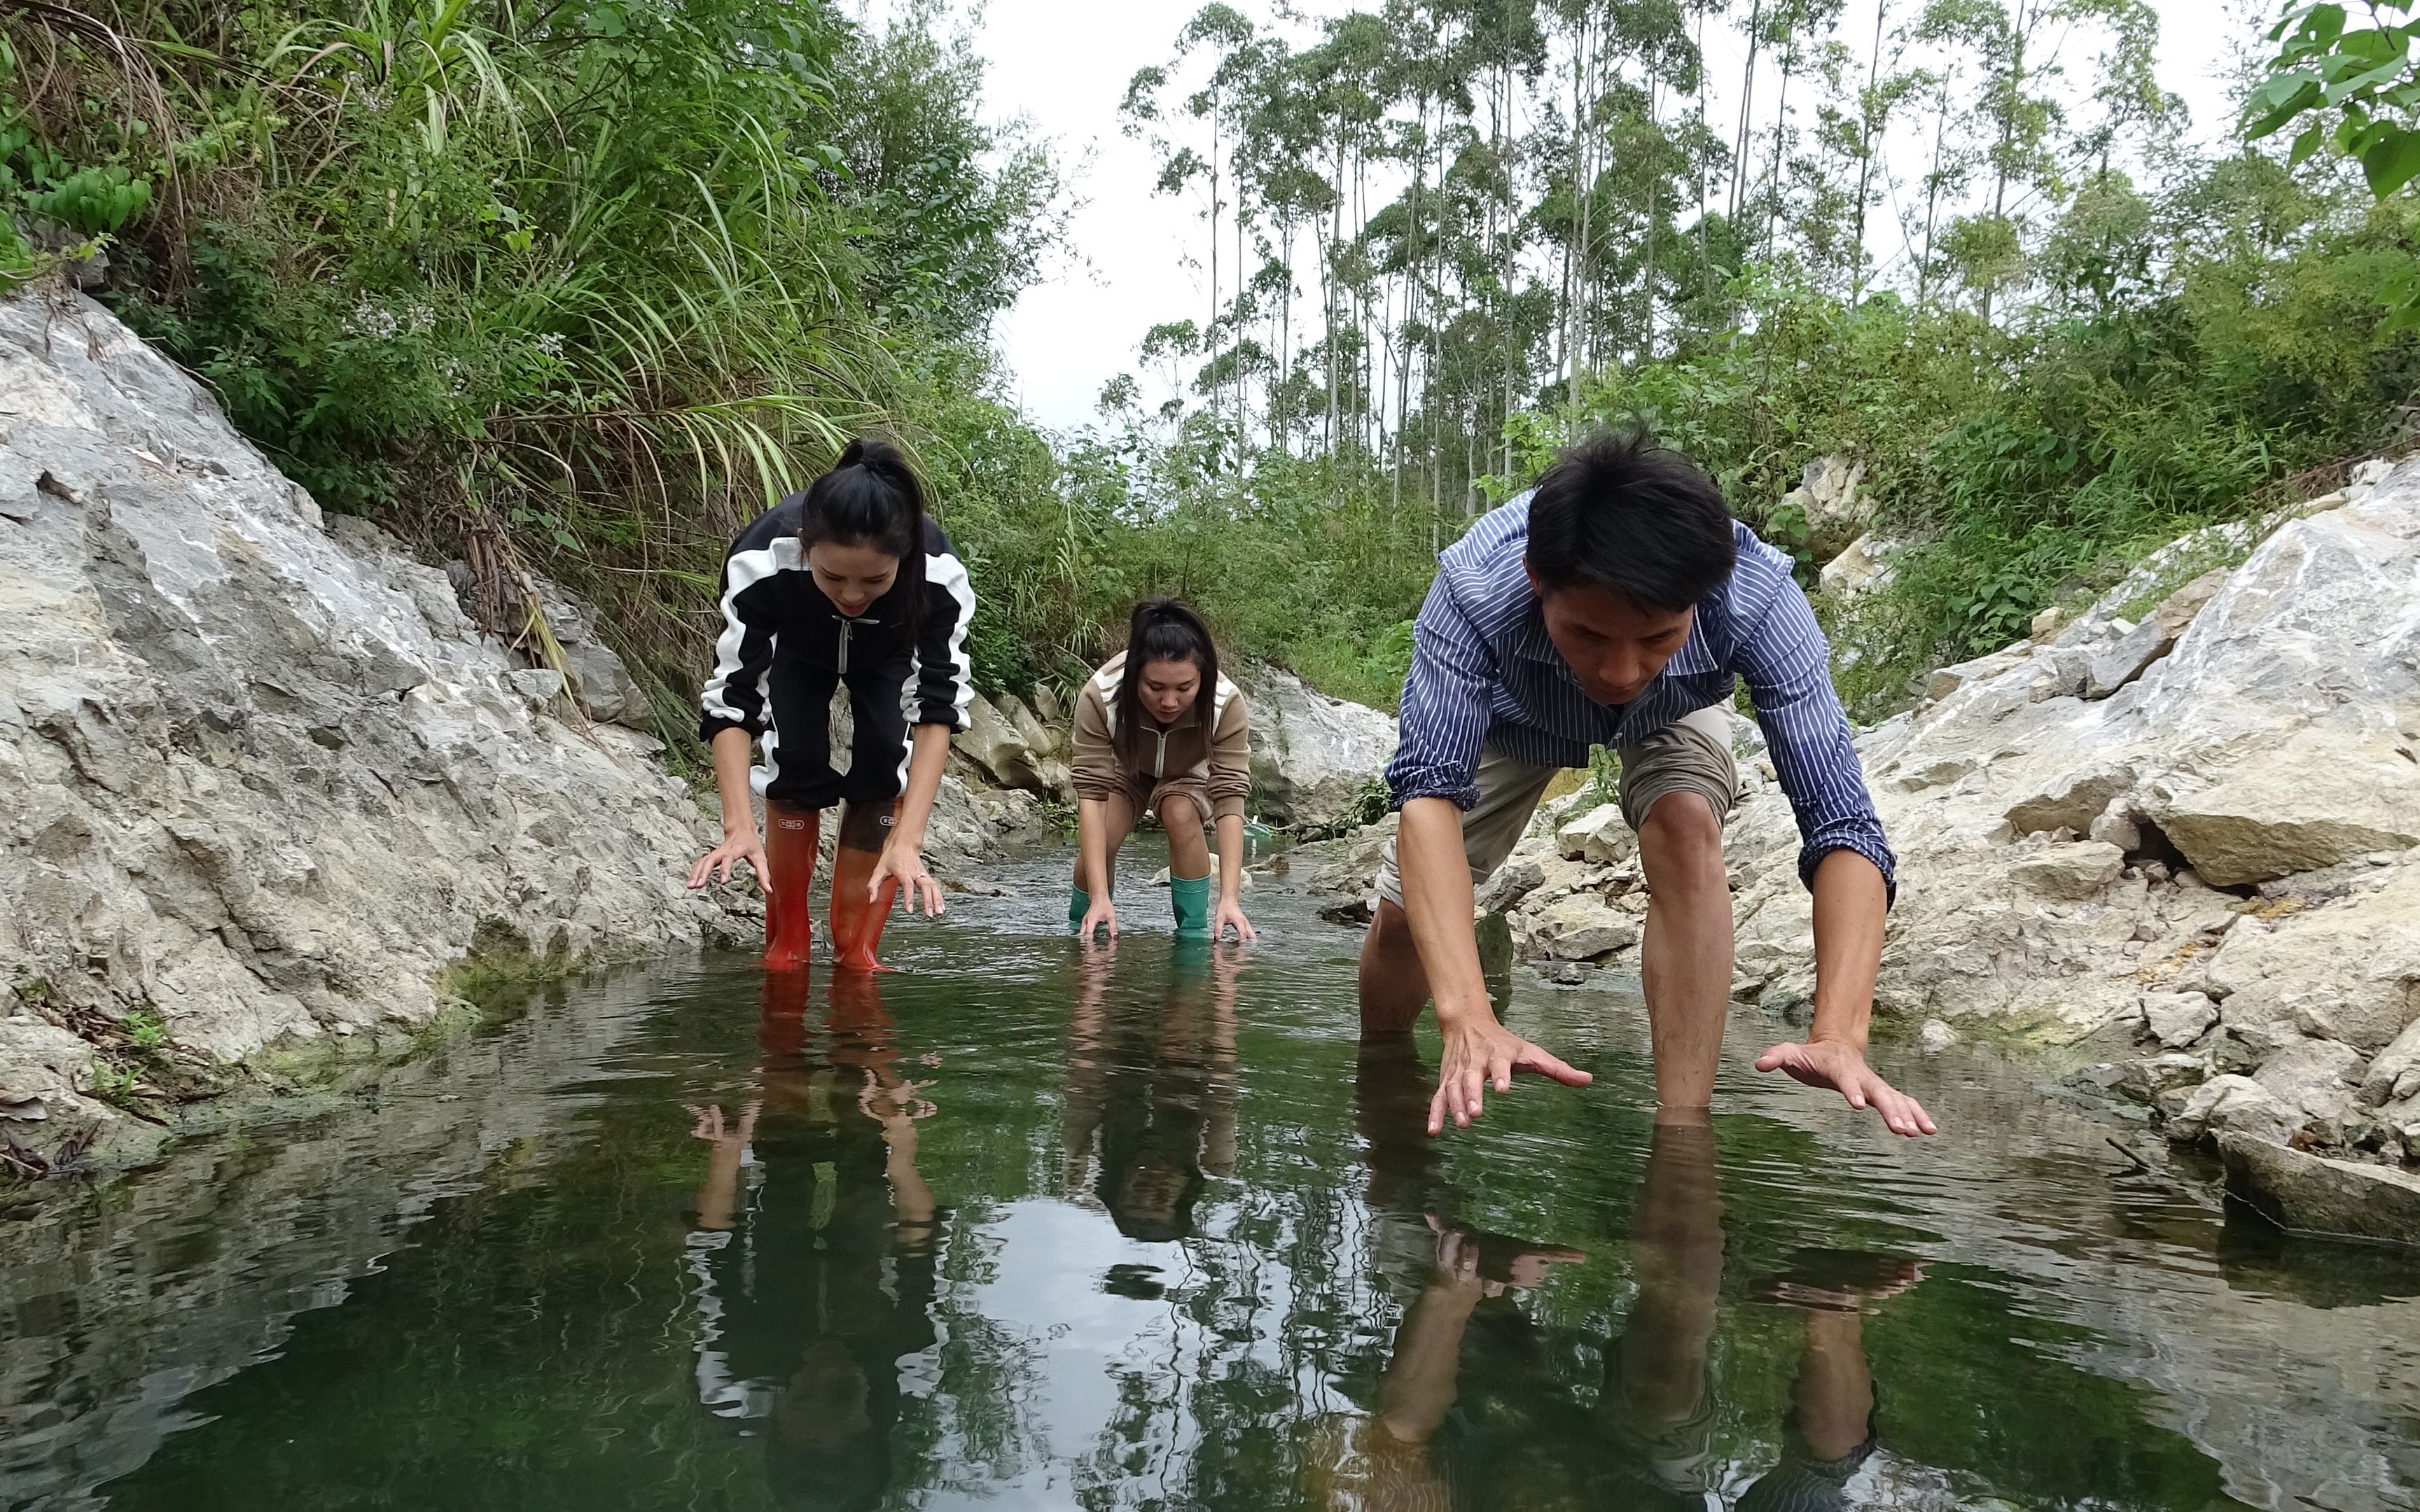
top-left (1116, 597), bottom-right (1220, 727)
top-left (799, 435), bottom-right (928, 620)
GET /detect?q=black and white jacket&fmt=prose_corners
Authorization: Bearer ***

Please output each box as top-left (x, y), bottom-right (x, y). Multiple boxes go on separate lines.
top-left (697, 497), bottom-right (975, 798)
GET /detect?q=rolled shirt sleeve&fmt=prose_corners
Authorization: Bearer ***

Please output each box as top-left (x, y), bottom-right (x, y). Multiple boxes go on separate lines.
top-left (1385, 574), bottom-right (1497, 812)
top-left (1733, 578), bottom-right (1898, 894)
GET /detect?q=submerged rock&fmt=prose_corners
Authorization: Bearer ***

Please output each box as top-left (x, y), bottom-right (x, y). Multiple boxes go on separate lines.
top-left (2221, 1132), bottom-right (2420, 1246)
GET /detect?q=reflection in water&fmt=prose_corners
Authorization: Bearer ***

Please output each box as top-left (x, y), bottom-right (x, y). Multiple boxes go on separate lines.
top-left (5, 870), bottom-right (2411, 1511)
top-left (1060, 940), bottom-right (1239, 1244)
top-left (1319, 1042), bottom-right (1925, 1511)
top-left (684, 969), bottom-right (941, 1511)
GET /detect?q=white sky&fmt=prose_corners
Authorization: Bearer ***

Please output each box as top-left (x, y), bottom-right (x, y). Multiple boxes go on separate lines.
top-left (975, 0), bottom-right (2266, 434)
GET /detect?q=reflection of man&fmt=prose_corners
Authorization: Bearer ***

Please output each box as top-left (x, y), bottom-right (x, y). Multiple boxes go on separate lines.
top-left (684, 972), bottom-right (939, 1512)
top-left (1598, 1110), bottom-right (1920, 1510)
top-left (1059, 940), bottom-right (1239, 1242)
top-left (1304, 1040), bottom-right (1584, 1506)
top-left (1362, 429), bottom-right (1935, 1141)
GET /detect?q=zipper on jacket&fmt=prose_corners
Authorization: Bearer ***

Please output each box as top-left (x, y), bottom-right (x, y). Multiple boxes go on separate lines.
top-left (1153, 726), bottom-right (1167, 778)
top-left (837, 617), bottom-right (852, 673)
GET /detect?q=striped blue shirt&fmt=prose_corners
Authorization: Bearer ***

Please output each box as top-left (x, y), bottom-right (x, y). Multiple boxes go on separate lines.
top-left (1386, 493), bottom-right (1895, 890)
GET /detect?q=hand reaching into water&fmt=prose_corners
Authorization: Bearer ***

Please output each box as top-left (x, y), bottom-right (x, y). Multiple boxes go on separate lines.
top-left (1212, 897), bottom-right (1256, 943)
top-left (870, 842), bottom-right (945, 918)
top-left (1078, 893), bottom-right (1119, 943)
top-left (1754, 1040), bottom-right (1936, 1137)
top-left (687, 830), bottom-right (770, 894)
top-left (1428, 1010), bottom-right (1591, 1135)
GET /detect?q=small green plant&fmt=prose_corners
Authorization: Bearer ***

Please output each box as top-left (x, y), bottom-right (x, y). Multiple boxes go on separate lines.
top-left (123, 1009), bottom-right (166, 1051)
top-left (24, 164), bottom-right (150, 236)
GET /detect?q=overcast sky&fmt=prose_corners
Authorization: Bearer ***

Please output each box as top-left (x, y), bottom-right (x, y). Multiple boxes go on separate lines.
top-left (970, 0), bottom-right (2268, 434)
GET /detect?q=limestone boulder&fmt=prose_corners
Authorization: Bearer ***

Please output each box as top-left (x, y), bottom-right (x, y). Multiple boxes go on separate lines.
top-left (1526, 895), bottom-right (1639, 961)
top-left (2156, 736), bottom-right (2420, 887)
top-left (2140, 991), bottom-right (2218, 1049)
top-left (2005, 763), bottom-right (2135, 837)
top-left (2204, 867), bottom-right (2420, 1054)
top-left (956, 690), bottom-right (1043, 792)
top-left (2169, 1075), bottom-right (2302, 1147)
top-left (1819, 532), bottom-right (1895, 598)
top-left (1236, 664), bottom-right (1396, 832)
top-left (2250, 1037), bottom-right (2363, 1133)
top-left (2220, 1132), bottom-right (2420, 1246)
top-left (2008, 841), bottom-right (2125, 899)
top-left (2358, 1017), bottom-right (2420, 1107)
top-left (1555, 802), bottom-right (1634, 864)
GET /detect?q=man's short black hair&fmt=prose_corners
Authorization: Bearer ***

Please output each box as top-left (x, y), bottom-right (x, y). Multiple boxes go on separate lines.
top-left (1524, 428), bottom-right (1737, 612)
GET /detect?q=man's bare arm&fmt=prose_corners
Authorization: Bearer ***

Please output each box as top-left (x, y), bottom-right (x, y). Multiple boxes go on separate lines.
top-left (1398, 797), bottom-right (1590, 1134)
top-left (1753, 850), bottom-right (1935, 1136)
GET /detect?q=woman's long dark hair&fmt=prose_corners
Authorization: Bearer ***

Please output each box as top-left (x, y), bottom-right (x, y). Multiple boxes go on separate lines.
top-left (1117, 598), bottom-right (1219, 728)
top-left (799, 436), bottom-right (927, 623)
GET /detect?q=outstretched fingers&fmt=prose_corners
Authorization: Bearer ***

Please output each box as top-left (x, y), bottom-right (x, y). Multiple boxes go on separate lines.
top-left (1513, 1041), bottom-right (1593, 1088)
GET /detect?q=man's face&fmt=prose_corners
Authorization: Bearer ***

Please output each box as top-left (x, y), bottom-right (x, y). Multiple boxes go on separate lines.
top-left (1528, 570), bottom-right (1694, 706)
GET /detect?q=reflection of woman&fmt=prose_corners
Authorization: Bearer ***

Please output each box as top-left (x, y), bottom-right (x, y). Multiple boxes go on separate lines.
top-left (1069, 600), bottom-right (1254, 942)
top-left (686, 975), bottom-right (940, 1511)
top-left (1059, 941), bottom-right (1239, 1241)
top-left (688, 438), bottom-right (977, 972)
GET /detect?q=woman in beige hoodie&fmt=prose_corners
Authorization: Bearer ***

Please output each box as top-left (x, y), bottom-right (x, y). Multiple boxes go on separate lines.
top-left (1069, 599), bottom-right (1253, 942)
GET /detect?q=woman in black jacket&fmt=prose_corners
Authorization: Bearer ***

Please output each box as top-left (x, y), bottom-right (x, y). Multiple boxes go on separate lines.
top-left (686, 438), bottom-right (976, 972)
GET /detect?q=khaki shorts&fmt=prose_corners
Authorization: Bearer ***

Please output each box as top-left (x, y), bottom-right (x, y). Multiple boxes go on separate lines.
top-left (1375, 705), bottom-right (1742, 908)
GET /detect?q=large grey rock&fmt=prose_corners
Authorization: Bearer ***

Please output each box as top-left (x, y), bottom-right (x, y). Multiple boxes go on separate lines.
top-left (2220, 1131), bottom-right (2420, 1246)
top-left (0, 291), bottom-right (746, 1149)
top-left (2083, 617), bottom-right (2168, 699)
top-left (955, 690), bottom-right (1043, 792)
top-left (1555, 801), bottom-right (1634, 864)
top-left (2008, 841), bottom-right (2125, 899)
top-left (2204, 867), bottom-right (2420, 1053)
top-left (2251, 1036), bottom-right (2363, 1132)
top-left (2005, 762), bottom-right (2135, 836)
top-left (2169, 1075), bottom-right (2302, 1147)
top-left (2140, 990), bottom-right (2218, 1049)
top-left (1237, 664), bottom-right (1396, 832)
top-left (1818, 531), bottom-right (1895, 598)
top-left (2358, 1017), bottom-right (2420, 1107)
top-left (1527, 895), bottom-right (1639, 960)
top-left (2158, 740), bottom-right (2420, 886)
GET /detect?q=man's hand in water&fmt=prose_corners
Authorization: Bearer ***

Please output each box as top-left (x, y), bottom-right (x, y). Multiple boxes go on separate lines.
top-left (1428, 1009), bottom-right (1591, 1135)
top-left (1078, 893), bottom-right (1118, 943)
top-left (869, 843), bottom-right (945, 918)
top-left (688, 830), bottom-right (770, 893)
top-left (1754, 1039), bottom-right (1936, 1137)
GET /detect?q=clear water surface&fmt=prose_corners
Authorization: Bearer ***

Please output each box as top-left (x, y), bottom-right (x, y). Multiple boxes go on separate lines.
top-left (4, 847), bottom-right (2417, 1511)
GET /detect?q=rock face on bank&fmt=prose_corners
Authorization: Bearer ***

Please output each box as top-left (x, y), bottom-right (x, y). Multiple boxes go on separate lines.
top-left (0, 291), bottom-right (755, 1150)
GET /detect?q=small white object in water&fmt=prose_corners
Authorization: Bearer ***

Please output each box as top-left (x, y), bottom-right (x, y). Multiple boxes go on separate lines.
top-left (1919, 1018), bottom-right (1958, 1052)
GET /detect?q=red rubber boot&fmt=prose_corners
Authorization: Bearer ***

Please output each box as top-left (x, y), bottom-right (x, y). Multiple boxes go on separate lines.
top-left (762, 802), bottom-right (821, 972)
top-left (828, 801), bottom-right (900, 974)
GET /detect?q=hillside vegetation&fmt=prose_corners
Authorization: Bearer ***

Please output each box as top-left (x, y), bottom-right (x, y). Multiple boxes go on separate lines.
top-left (8, 0), bottom-right (2419, 729)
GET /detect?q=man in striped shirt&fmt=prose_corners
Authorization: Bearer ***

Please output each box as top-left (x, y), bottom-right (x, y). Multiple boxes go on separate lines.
top-left (1367, 430), bottom-right (1936, 1141)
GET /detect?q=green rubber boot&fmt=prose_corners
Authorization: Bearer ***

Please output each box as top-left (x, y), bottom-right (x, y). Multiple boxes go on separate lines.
top-left (1169, 873), bottom-right (1213, 939)
top-left (1069, 885), bottom-right (1091, 934)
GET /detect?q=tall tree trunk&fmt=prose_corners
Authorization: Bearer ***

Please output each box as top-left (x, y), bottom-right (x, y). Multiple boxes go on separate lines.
top-left (1850, 0), bottom-right (1888, 300)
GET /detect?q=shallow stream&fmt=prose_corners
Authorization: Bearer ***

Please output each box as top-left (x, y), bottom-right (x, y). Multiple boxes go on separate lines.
top-left (5, 851), bottom-right (2417, 1511)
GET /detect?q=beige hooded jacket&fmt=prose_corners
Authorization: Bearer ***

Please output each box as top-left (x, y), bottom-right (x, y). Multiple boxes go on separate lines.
top-left (1069, 651), bottom-right (1251, 820)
